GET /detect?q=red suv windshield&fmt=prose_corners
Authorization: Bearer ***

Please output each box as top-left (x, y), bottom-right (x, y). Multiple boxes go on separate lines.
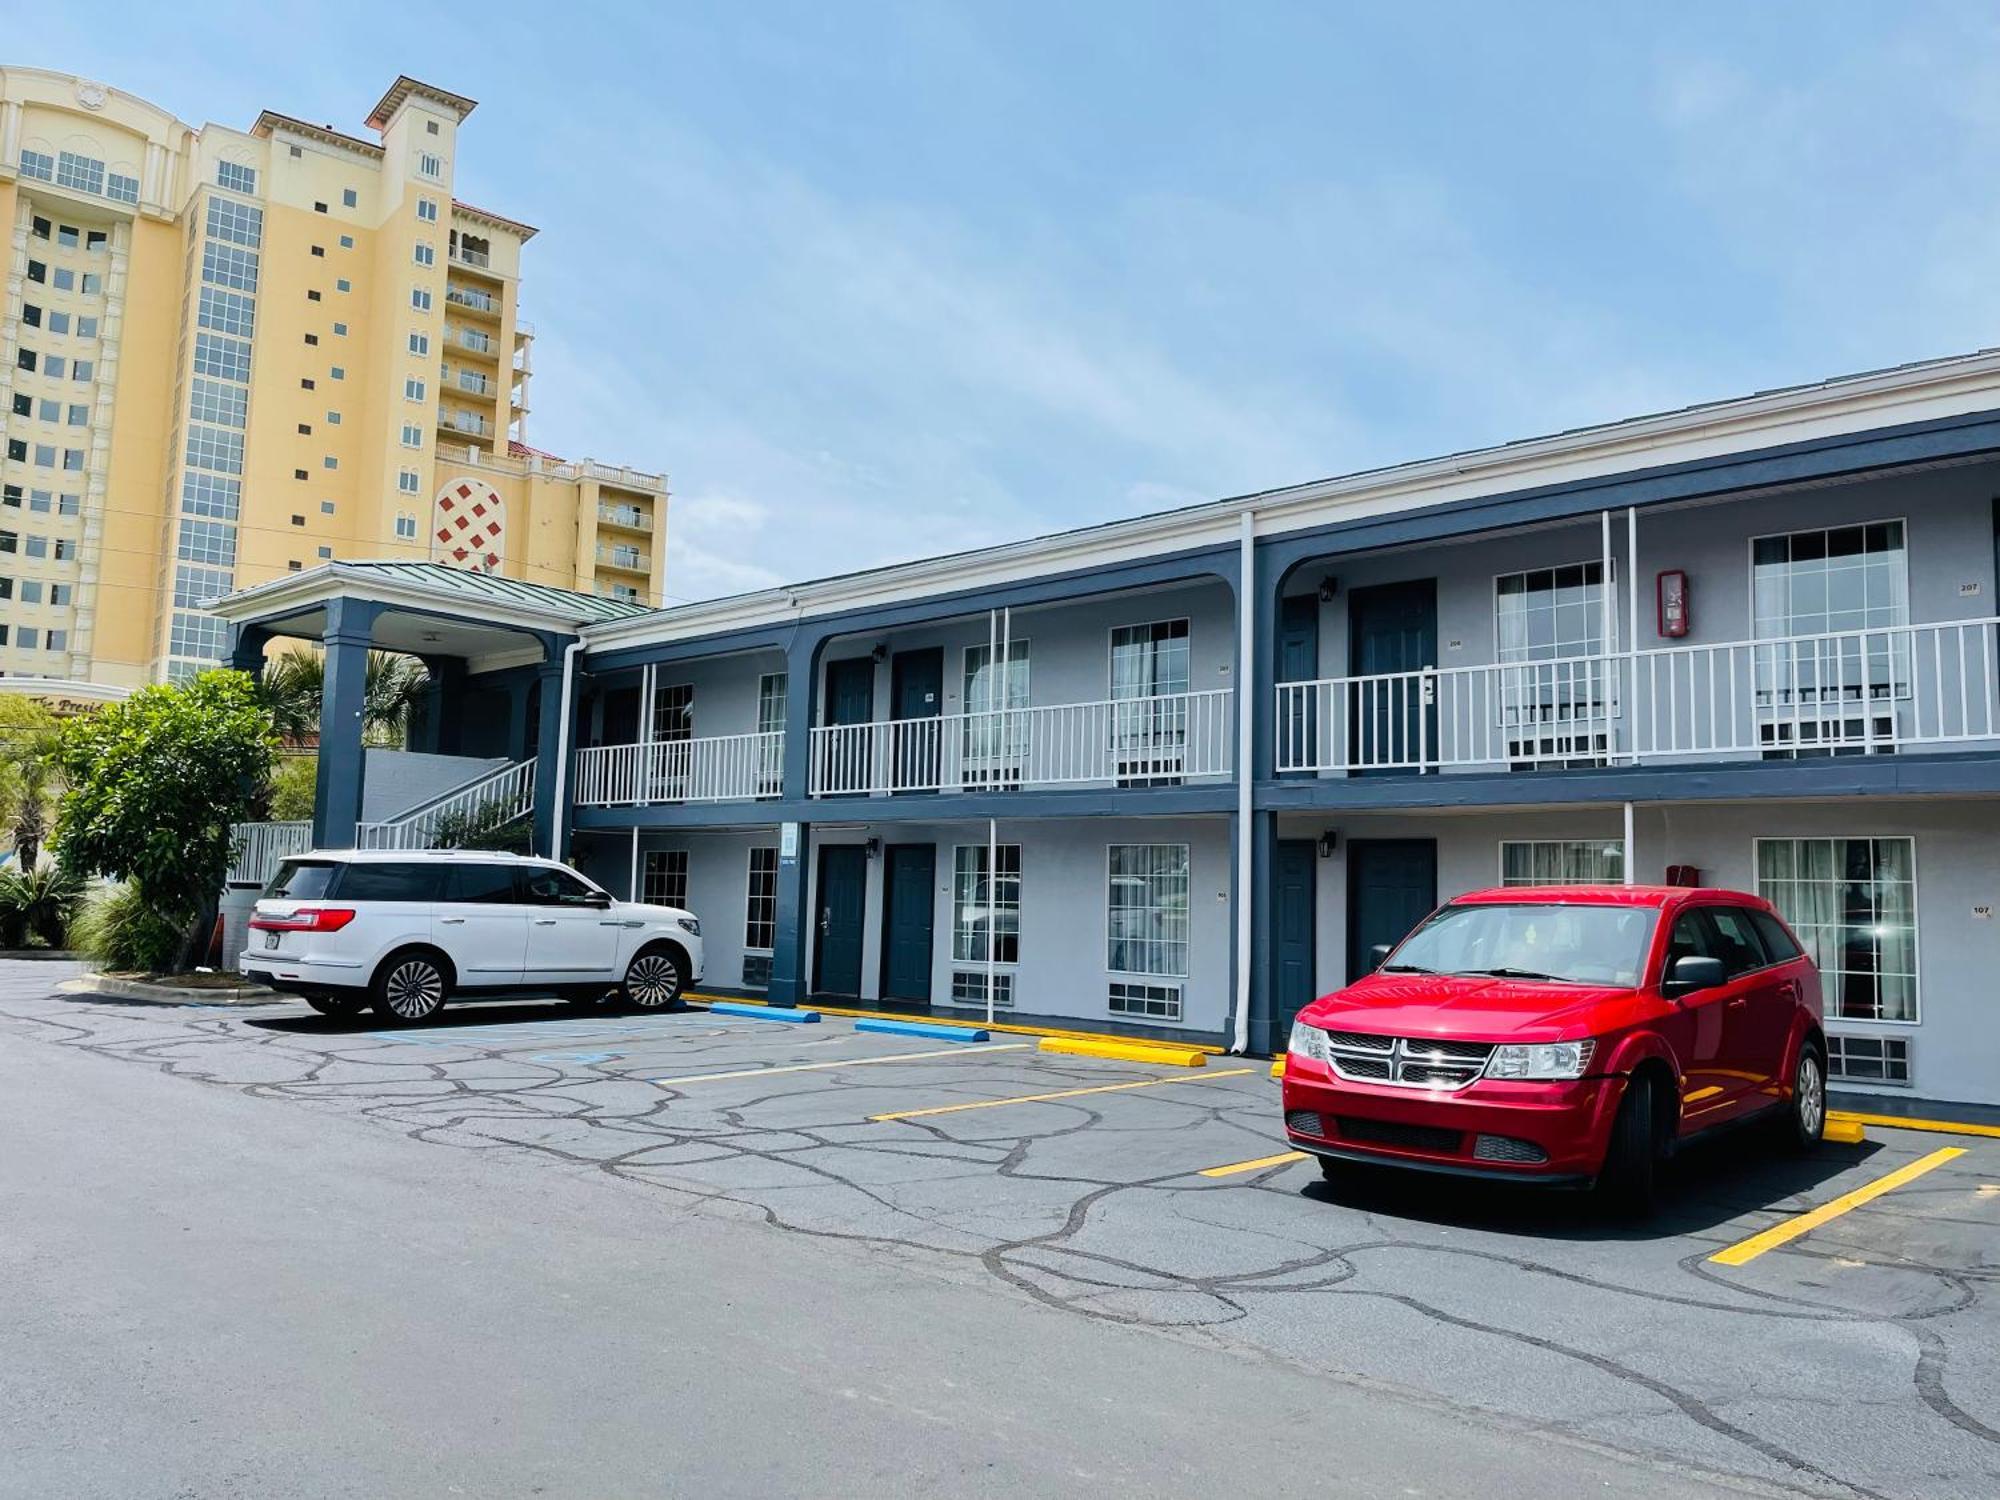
top-left (1385, 902), bottom-right (1658, 986)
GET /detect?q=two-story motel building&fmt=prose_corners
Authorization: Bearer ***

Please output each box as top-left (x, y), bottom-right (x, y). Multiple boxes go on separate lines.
top-left (214, 349), bottom-right (2000, 1109)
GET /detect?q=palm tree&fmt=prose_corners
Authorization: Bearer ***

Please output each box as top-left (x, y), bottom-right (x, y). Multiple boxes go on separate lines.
top-left (258, 650), bottom-right (431, 749)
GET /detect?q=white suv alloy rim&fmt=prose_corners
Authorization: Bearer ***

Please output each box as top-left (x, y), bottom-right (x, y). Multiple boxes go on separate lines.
top-left (385, 959), bottom-right (444, 1019)
top-left (626, 953), bottom-right (681, 1008)
top-left (1797, 1052), bottom-right (1825, 1137)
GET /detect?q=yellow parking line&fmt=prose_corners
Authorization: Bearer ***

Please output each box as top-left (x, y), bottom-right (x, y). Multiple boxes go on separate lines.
top-left (1198, 1150), bottom-right (1307, 1178)
top-left (654, 1042), bottom-right (1028, 1086)
top-left (1709, 1146), bottom-right (1966, 1266)
top-left (1830, 1110), bottom-right (2000, 1140)
top-left (869, 1068), bottom-right (1254, 1122)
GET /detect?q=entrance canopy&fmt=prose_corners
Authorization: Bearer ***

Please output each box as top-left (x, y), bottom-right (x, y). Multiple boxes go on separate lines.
top-left (208, 560), bottom-right (651, 850)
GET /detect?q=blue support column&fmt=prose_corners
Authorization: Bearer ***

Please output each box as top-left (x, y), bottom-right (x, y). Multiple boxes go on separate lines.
top-left (531, 655), bottom-right (568, 859)
top-left (764, 632), bottom-right (826, 1004)
top-left (227, 624), bottom-right (271, 681)
top-left (311, 598), bottom-right (380, 850)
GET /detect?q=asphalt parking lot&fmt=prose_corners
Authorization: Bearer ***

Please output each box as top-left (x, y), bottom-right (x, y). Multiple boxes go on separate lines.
top-left (5, 965), bottom-right (1997, 1499)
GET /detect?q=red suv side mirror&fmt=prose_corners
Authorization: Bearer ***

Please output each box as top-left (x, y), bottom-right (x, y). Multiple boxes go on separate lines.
top-left (1662, 954), bottom-right (1726, 998)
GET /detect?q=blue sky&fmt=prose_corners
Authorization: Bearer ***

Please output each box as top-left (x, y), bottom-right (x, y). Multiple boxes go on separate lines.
top-left (31, 3), bottom-right (2000, 599)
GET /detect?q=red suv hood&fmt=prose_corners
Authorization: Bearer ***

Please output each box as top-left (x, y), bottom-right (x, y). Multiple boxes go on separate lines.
top-left (1302, 973), bottom-right (1640, 1041)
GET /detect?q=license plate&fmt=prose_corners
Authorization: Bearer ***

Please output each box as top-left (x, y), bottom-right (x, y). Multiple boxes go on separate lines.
top-left (263, 931), bottom-right (281, 950)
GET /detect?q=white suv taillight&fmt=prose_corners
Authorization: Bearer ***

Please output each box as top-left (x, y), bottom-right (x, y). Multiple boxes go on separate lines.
top-left (249, 907), bottom-right (358, 934)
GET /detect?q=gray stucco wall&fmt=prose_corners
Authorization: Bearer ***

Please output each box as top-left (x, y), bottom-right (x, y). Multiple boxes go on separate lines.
top-left (360, 750), bottom-right (510, 821)
top-left (578, 814), bottom-right (1235, 1035)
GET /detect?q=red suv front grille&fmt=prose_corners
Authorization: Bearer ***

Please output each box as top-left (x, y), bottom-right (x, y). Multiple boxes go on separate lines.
top-left (1336, 1116), bottom-right (1464, 1154)
top-left (1323, 1031), bottom-right (1495, 1090)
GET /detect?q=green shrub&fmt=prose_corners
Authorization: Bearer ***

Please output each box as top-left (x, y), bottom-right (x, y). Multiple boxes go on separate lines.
top-left (430, 799), bottom-right (532, 854)
top-left (0, 863), bottom-right (84, 949)
top-left (269, 755), bottom-right (318, 821)
top-left (70, 882), bottom-right (186, 974)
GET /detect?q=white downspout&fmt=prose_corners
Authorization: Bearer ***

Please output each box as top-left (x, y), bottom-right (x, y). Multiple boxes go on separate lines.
top-left (549, 638), bottom-right (586, 861)
top-left (1232, 509), bottom-right (1254, 1055)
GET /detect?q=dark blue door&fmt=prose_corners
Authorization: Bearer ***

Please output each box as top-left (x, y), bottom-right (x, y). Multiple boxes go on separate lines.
top-left (1345, 839), bottom-right (1436, 983)
top-left (890, 648), bottom-right (943, 792)
top-left (1277, 593), bottom-right (1319, 774)
top-left (880, 844), bottom-right (936, 1002)
top-left (823, 658), bottom-right (876, 797)
top-left (813, 844), bottom-right (868, 996)
top-left (1273, 839), bottom-right (1318, 1036)
top-left (827, 658), bottom-right (875, 725)
top-left (1347, 579), bottom-right (1436, 773)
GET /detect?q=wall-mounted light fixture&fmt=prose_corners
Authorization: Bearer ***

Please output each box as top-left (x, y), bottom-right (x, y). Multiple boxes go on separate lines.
top-left (1317, 830), bottom-right (1339, 859)
top-left (1317, 577), bottom-right (1339, 604)
top-left (864, 837), bottom-right (882, 858)
top-left (870, 643), bottom-right (888, 663)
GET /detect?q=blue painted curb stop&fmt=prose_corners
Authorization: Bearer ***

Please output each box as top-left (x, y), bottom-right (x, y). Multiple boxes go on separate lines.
top-left (708, 1002), bottom-right (821, 1024)
top-left (855, 1018), bottom-right (991, 1043)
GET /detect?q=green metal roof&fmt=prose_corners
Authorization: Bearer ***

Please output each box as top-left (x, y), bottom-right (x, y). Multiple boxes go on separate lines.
top-left (323, 561), bottom-right (651, 623)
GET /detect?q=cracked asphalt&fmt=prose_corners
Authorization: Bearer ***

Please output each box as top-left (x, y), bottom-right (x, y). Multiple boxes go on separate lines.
top-left (3, 962), bottom-right (1996, 1499)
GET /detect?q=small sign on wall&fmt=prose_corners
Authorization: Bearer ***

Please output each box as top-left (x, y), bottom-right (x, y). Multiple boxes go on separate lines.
top-left (1960, 582), bottom-right (1983, 597)
top-left (780, 822), bottom-right (800, 859)
top-left (1974, 904), bottom-right (1992, 920)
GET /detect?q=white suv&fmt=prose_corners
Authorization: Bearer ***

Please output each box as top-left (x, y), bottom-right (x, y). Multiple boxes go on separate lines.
top-left (241, 850), bottom-right (705, 1023)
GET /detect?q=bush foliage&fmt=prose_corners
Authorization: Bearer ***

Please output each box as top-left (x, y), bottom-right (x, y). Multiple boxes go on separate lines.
top-left (54, 671), bottom-right (277, 970)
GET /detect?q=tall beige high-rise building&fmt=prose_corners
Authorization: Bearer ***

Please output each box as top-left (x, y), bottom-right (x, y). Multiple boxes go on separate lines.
top-left (0, 67), bottom-right (668, 689)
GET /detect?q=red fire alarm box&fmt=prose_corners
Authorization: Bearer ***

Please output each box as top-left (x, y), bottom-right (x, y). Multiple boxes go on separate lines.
top-left (1657, 569), bottom-right (1690, 638)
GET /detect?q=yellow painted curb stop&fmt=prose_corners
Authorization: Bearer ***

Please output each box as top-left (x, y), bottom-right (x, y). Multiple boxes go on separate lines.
top-left (1039, 1036), bottom-right (1208, 1068)
top-left (1823, 1118), bottom-right (1866, 1145)
top-left (1270, 1056), bottom-right (1287, 1079)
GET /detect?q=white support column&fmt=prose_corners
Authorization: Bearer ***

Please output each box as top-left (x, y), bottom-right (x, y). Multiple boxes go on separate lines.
top-left (1627, 506), bottom-right (1641, 764)
top-left (629, 825), bottom-right (640, 901)
top-left (1232, 510), bottom-right (1255, 1055)
top-left (1624, 801), bottom-right (1637, 886)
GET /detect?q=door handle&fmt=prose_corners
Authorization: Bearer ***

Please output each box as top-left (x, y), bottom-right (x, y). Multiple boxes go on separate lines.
top-left (819, 911), bottom-right (829, 935)
top-left (533, 918), bottom-right (558, 926)
top-left (439, 917), bottom-right (466, 925)
top-left (1727, 996), bottom-right (1749, 1008)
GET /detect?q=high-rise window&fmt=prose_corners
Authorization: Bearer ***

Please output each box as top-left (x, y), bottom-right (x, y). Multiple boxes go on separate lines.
top-left (394, 513), bottom-right (419, 540)
top-left (216, 161), bottom-right (257, 195)
top-left (417, 198), bottom-right (439, 222)
top-left (201, 242), bottom-right (259, 292)
top-left (55, 152), bottom-right (104, 194)
top-left (404, 378), bottom-right (426, 402)
top-left (205, 197), bottom-right (263, 249)
top-left (410, 287), bottom-right (432, 312)
top-left (408, 332), bottom-right (430, 355)
top-left (198, 287), bottom-right (256, 338)
top-left (398, 469), bottom-right (420, 494)
top-left (413, 243), bottom-right (435, 267)
top-left (400, 423), bottom-right (423, 448)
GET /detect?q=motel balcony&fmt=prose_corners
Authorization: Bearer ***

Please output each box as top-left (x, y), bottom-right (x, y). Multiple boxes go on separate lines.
top-left (573, 731), bottom-right (785, 806)
top-left (1275, 618), bottom-right (2000, 775)
top-left (809, 689), bottom-right (1234, 796)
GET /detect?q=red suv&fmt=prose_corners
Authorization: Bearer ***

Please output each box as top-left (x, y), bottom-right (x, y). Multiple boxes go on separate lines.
top-left (1281, 886), bottom-right (1826, 1212)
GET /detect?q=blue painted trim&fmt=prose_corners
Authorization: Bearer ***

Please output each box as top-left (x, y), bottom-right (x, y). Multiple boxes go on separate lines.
top-left (1258, 406), bottom-right (2000, 567)
top-left (1251, 750), bottom-right (2000, 811)
top-left (584, 545), bottom-right (1238, 673)
top-left (706, 1001), bottom-right (821, 1024)
top-left (855, 1018), bottom-right (992, 1042)
top-left (572, 783), bottom-right (1237, 831)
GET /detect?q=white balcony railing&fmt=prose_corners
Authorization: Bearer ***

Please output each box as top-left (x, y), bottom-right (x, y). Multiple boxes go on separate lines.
top-left (227, 819), bottom-right (314, 885)
top-left (598, 504), bottom-right (650, 531)
top-left (445, 285), bottom-right (496, 313)
top-left (809, 689), bottom-right (1233, 796)
top-left (1275, 619), bottom-right (2000, 773)
top-left (574, 732), bottom-right (785, 806)
top-left (357, 759), bottom-right (536, 850)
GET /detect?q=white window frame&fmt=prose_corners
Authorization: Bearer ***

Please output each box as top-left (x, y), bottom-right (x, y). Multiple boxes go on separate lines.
top-left (745, 846), bottom-right (778, 954)
top-left (643, 849), bottom-right (689, 908)
top-left (1753, 835), bottom-right (1919, 1026)
top-left (1497, 839), bottom-right (1626, 887)
top-left (1105, 842), bottom-right (1190, 980)
top-left (953, 843), bottom-right (1021, 966)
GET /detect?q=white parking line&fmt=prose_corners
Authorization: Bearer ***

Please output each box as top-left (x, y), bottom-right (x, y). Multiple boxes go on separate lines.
top-left (653, 1042), bottom-right (1030, 1086)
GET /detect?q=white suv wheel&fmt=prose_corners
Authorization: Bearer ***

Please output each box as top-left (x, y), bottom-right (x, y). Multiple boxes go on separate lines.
top-left (623, 950), bottom-right (684, 1010)
top-left (378, 956), bottom-right (447, 1022)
